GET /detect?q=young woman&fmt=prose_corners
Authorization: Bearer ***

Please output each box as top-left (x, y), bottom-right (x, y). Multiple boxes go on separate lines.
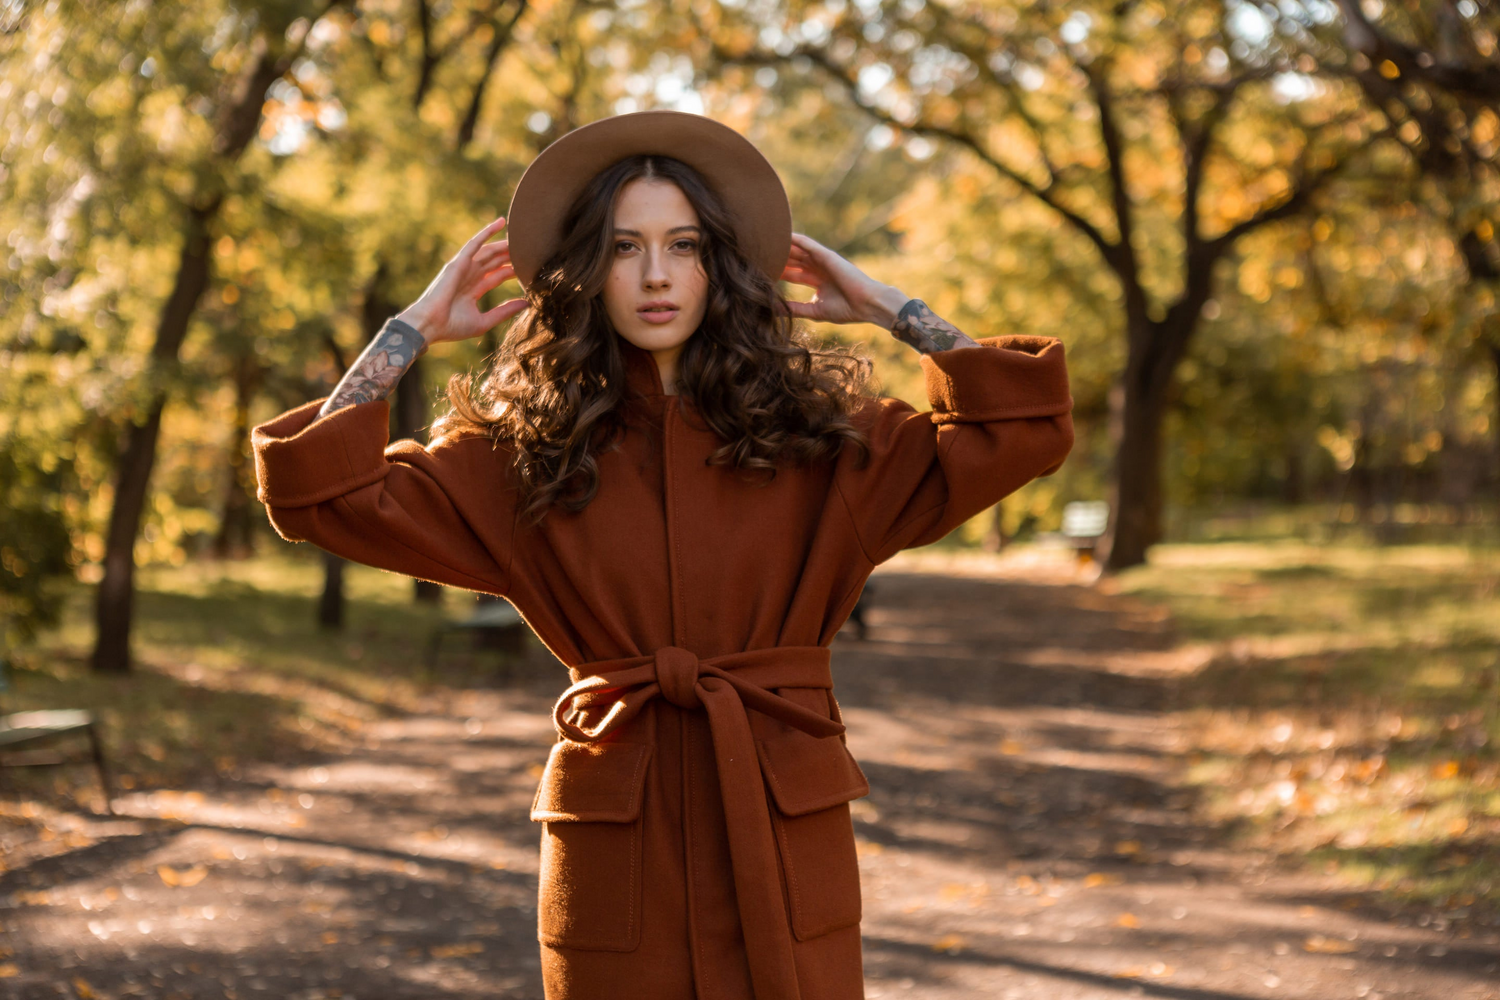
top-left (252, 110), bottom-right (1074, 1000)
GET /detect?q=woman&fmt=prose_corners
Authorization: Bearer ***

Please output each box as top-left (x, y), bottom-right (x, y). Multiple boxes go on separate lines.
top-left (252, 110), bottom-right (1074, 1000)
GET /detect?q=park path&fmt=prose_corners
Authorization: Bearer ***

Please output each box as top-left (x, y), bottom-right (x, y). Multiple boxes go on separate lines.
top-left (3, 551), bottom-right (1498, 999)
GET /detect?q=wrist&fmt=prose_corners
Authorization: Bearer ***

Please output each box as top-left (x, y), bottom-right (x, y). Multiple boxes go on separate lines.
top-left (394, 305), bottom-right (439, 341)
top-left (865, 285), bottom-right (913, 330)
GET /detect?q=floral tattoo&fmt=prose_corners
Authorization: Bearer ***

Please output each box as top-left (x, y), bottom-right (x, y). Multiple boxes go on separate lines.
top-left (890, 298), bottom-right (982, 355)
top-left (319, 318), bottom-right (427, 418)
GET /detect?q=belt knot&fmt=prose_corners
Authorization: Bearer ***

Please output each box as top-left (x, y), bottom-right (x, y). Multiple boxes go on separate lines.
top-left (654, 645), bottom-right (702, 709)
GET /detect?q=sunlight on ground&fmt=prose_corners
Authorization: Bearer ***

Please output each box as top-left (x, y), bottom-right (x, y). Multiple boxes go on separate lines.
top-left (1118, 541), bottom-right (1500, 914)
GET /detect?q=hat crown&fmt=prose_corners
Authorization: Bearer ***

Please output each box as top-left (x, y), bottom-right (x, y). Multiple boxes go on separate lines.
top-left (506, 110), bottom-right (792, 293)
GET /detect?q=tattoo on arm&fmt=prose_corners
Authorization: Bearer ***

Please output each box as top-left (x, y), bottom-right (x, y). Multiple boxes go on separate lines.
top-left (318, 318), bottom-right (427, 418)
top-left (890, 298), bottom-right (983, 355)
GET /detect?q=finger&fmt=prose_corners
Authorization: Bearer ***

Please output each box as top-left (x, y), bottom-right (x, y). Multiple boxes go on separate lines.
top-left (782, 299), bottom-right (819, 320)
top-left (462, 216), bottom-right (508, 258)
top-left (790, 233), bottom-right (826, 256)
top-left (476, 264), bottom-right (516, 296)
top-left (780, 267), bottom-right (822, 288)
top-left (479, 297), bottom-right (528, 329)
top-left (784, 262), bottom-right (825, 282)
top-left (791, 234), bottom-right (843, 270)
top-left (474, 243), bottom-right (511, 266)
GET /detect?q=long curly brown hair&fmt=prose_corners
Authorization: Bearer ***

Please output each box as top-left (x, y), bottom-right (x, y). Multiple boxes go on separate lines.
top-left (436, 153), bottom-right (876, 526)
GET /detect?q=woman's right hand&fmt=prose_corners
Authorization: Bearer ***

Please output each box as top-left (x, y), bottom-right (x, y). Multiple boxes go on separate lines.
top-left (396, 217), bottom-right (528, 344)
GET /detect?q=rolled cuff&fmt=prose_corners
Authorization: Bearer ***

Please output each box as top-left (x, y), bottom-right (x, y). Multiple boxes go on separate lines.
top-left (252, 398), bottom-right (393, 508)
top-left (919, 335), bottom-right (1073, 424)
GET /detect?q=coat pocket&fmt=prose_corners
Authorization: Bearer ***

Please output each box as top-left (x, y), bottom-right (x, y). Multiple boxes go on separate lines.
top-left (757, 729), bottom-right (871, 941)
top-left (530, 739), bottom-right (654, 952)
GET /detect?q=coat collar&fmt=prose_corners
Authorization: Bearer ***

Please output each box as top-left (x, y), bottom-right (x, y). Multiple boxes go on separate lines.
top-left (617, 334), bottom-right (667, 399)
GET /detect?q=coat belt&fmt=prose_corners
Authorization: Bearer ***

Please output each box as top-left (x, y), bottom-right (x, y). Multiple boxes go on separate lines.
top-left (552, 644), bottom-right (843, 1000)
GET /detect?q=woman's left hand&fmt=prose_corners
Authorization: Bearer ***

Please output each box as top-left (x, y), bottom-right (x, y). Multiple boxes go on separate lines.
top-left (780, 233), bottom-right (911, 329)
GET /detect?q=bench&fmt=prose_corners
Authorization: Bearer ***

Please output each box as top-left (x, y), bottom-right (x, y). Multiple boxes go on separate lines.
top-left (1061, 500), bottom-right (1110, 563)
top-left (425, 596), bottom-right (530, 673)
top-left (0, 657), bottom-right (115, 816)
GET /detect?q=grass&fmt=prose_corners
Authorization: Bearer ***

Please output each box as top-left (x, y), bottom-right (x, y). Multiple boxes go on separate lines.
top-left (0, 551), bottom-right (531, 816)
top-left (1116, 540), bottom-right (1500, 917)
top-left (6, 535), bottom-right (1498, 921)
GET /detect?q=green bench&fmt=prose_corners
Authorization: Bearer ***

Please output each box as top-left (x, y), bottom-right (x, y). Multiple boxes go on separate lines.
top-left (0, 657), bottom-right (115, 815)
top-left (424, 595), bottom-right (530, 673)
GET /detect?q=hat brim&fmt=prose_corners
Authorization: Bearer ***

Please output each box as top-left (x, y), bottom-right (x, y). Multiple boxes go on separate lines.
top-left (505, 110), bottom-right (792, 293)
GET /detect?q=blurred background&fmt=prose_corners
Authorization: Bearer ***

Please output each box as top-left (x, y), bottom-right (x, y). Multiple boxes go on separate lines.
top-left (1, 0), bottom-right (1497, 996)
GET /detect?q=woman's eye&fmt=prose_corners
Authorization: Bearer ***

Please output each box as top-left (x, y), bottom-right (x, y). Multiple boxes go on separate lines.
top-left (674, 240), bottom-right (698, 252)
top-left (615, 240), bottom-right (636, 253)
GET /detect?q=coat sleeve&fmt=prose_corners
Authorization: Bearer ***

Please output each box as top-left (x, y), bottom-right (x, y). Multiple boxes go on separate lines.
top-left (832, 334), bottom-right (1074, 566)
top-left (251, 397), bottom-right (517, 596)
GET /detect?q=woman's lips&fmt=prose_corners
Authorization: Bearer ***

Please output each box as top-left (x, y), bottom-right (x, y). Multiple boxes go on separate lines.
top-left (637, 307), bottom-right (679, 325)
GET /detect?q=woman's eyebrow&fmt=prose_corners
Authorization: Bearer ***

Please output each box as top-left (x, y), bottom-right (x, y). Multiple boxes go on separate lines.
top-left (612, 225), bottom-right (703, 236)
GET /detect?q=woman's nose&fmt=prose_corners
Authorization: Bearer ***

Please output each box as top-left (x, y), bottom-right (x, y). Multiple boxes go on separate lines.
top-left (642, 247), bottom-right (670, 287)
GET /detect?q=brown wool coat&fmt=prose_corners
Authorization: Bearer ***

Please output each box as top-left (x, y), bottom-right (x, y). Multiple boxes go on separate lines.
top-left (252, 332), bottom-right (1074, 1000)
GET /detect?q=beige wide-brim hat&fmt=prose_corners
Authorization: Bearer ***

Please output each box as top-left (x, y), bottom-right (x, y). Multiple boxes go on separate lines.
top-left (505, 109), bottom-right (792, 293)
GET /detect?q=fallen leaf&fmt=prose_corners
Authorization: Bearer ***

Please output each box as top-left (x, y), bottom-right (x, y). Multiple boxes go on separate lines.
top-left (1115, 840), bottom-right (1142, 855)
top-left (1116, 912), bottom-right (1141, 928)
top-left (999, 739), bottom-right (1025, 755)
top-left (157, 865), bottom-right (208, 888)
top-left (1303, 935), bottom-right (1356, 954)
top-left (1084, 872), bottom-right (1123, 888)
top-left (429, 942), bottom-right (484, 959)
top-left (0, 964), bottom-right (17, 978)
top-left (930, 934), bottom-right (964, 953)
top-left (73, 977), bottom-right (95, 999)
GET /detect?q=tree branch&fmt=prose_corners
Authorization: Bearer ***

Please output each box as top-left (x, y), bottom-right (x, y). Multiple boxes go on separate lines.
top-left (709, 42), bottom-right (1120, 266)
top-left (1205, 136), bottom-right (1370, 257)
top-left (1335, 0), bottom-right (1500, 101)
top-left (1081, 60), bottom-right (1140, 285)
top-left (214, 0), bottom-right (344, 160)
top-left (456, 0), bottom-right (529, 152)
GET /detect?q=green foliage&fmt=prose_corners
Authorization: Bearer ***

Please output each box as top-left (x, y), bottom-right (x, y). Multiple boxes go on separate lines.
top-left (0, 0), bottom-right (1496, 646)
top-left (0, 440), bottom-right (75, 644)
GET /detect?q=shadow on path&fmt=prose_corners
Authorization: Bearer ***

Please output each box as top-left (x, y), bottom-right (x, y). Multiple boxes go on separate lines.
top-left (1, 562), bottom-right (1495, 998)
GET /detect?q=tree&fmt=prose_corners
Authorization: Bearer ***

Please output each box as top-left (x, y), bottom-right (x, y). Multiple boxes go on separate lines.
top-left (701, 0), bottom-right (1382, 568)
top-left (1317, 0), bottom-right (1500, 479)
top-left (77, 1), bottom-right (341, 672)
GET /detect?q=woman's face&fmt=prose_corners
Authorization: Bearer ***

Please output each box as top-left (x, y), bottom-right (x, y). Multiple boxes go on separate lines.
top-left (601, 177), bottom-right (710, 362)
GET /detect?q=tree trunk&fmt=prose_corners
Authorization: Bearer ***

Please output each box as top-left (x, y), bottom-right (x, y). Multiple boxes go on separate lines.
top-left (1101, 377), bottom-right (1167, 571)
top-left (1490, 342), bottom-right (1500, 486)
top-left (318, 550), bottom-right (346, 630)
top-left (1100, 313), bottom-right (1190, 573)
top-left (397, 353), bottom-right (442, 604)
top-left (92, 405), bottom-right (165, 674)
top-left (362, 269), bottom-right (442, 604)
top-left (213, 355), bottom-right (259, 559)
top-left (91, 202), bottom-right (217, 674)
top-left (982, 501), bottom-right (1006, 552)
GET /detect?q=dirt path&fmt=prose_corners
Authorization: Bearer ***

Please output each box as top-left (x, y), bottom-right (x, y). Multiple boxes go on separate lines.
top-left (4, 554), bottom-right (1498, 999)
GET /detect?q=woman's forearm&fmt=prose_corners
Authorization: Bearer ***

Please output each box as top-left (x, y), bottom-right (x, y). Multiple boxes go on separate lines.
top-left (889, 298), bottom-right (982, 355)
top-left (864, 286), bottom-right (982, 354)
top-left (318, 317), bottom-right (428, 418)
